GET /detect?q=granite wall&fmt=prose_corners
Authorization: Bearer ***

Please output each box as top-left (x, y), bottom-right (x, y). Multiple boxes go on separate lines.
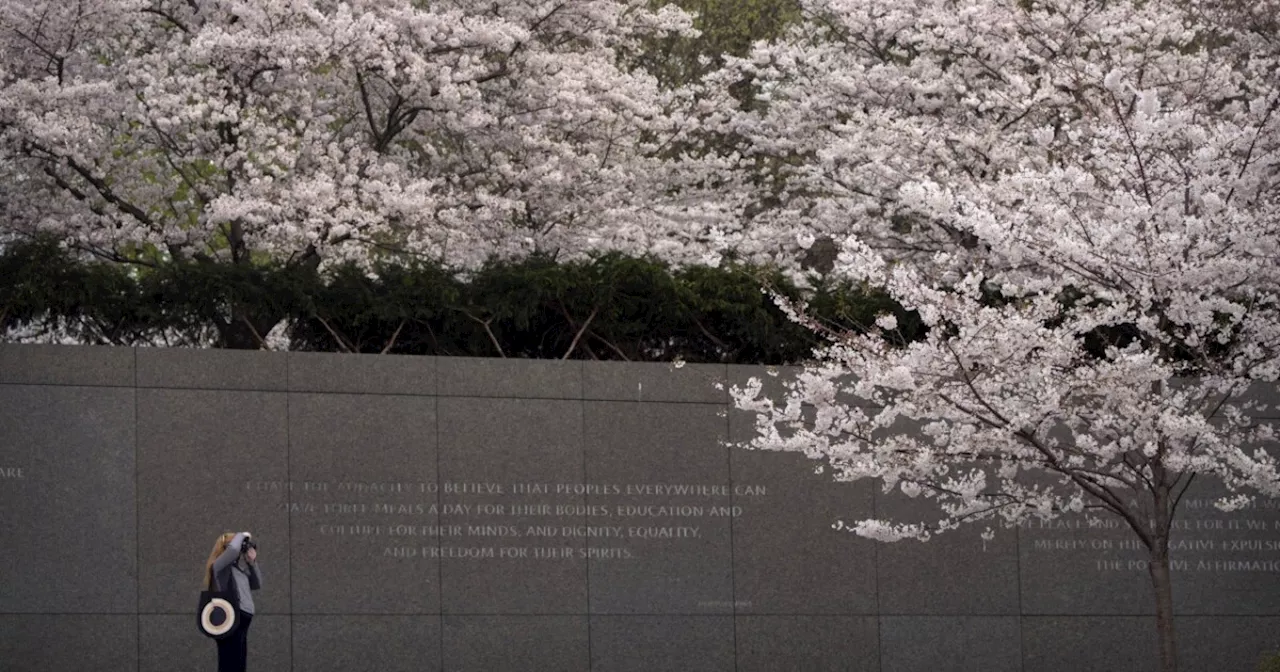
top-left (1, 344), bottom-right (1278, 671)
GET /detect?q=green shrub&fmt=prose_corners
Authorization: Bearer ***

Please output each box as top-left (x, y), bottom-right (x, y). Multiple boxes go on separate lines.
top-left (1, 236), bottom-right (920, 362)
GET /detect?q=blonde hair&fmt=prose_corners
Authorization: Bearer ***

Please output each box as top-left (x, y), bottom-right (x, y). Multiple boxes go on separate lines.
top-left (202, 532), bottom-right (237, 590)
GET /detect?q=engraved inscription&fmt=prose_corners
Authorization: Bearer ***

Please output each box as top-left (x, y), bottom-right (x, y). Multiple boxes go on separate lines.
top-left (1022, 499), bottom-right (1280, 573)
top-left (245, 479), bottom-right (767, 562)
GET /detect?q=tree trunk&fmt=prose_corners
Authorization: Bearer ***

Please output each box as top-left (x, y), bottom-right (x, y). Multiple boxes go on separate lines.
top-left (1148, 545), bottom-right (1178, 672)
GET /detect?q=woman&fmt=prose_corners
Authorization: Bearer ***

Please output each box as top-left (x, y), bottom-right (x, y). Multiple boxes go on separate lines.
top-left (204, 531), bottom-right (263, 672)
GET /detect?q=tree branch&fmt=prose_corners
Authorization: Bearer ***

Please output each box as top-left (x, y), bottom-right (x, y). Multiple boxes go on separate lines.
top-left (380, 320), bottom-right (406, 355)
top-left (141, 7), bottom-right (190, 32)
top-left (589, 331), bottom-right (631, 361)
top-left (315, 316), bottom-right (354, 353)
top-left (59, 156), bottom-right (156, 227)
top-left (562, 306), bottom-right (598, 359)
top-left (460, 309), bottom-right (505, 358)
top-left (240, 316), bottom-right (267, 349)
top-left (1225, 93), bottom-right (1279, 207)
top-left (692, 316), bottom-right (729, 350)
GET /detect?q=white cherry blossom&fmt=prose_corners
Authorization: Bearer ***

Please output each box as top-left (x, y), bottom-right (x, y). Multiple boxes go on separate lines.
top-left (727, 1), bottom-right (1280, 670)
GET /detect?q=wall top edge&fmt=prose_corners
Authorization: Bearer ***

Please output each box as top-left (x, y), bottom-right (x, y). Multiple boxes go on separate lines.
top-left (0, 345), bottom-right (1276, 412)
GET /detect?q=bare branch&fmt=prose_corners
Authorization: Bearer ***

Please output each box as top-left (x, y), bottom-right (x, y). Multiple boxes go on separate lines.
top-left (380, 320), bottom-right (406, 355)
top-left (240, 316), bottom-right (267, 349)
top-left (460, 310), bottom-right (505, 358)
top-left (315, 316), bottom-right (354, 353)
top-left (562, 306), bottom-right (598, 359)
top-left (589, 331), bottom-right (631, 361)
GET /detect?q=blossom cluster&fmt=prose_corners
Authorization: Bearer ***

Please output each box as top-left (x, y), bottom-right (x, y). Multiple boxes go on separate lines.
top-left (726, 0), bottom-right (1280, 541)
top-left (0, 0), bottom-right (728, 270)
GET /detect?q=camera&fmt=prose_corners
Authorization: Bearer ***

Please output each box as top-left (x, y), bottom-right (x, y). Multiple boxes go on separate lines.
top-left (241, 538), bottom-right (257, 553)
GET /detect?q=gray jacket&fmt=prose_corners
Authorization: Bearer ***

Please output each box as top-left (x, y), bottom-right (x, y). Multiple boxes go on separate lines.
top-left (211, 532), bottom-right (263, 614)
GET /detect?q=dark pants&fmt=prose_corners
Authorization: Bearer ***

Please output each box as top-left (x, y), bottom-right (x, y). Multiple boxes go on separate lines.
top-left (216, 611), bottom-right (253, 672)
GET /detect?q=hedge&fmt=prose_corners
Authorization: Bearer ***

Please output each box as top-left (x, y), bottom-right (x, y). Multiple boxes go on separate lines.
top-left (0, 237), bottom-right (922, 364)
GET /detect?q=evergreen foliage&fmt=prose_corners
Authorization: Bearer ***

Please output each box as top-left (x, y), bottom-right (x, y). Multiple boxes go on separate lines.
top-left (0, 237), bottom-right (921, 363)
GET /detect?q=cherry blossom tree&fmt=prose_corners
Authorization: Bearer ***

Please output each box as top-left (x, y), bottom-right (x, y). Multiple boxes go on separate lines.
top-left (0, 0), bottom-right (729, 347)
top-left (726, 1), bottom-right (1280, 669)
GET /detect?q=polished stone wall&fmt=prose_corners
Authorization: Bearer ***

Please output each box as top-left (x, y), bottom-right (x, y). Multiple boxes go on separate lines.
top-left (1, 344), bottom-right (1278, 671)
